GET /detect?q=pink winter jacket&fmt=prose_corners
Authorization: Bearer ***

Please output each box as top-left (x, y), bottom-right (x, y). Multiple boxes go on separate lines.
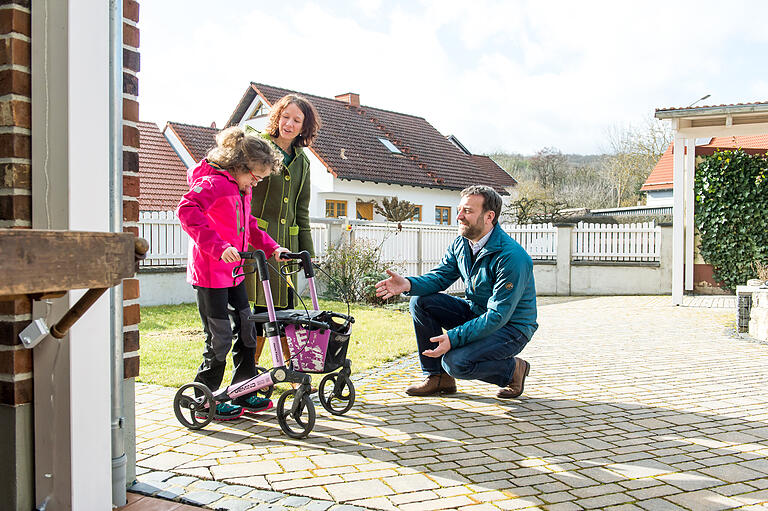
top-left (177, 159), bottom-right (279, 288)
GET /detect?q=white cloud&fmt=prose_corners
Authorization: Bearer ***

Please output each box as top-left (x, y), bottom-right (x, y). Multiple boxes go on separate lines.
top-left (139, 0), bottom-right (768, 154)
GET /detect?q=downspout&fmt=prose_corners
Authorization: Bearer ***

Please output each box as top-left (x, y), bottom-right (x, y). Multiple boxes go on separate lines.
top-left (109, 0), bottom-right (127, 506)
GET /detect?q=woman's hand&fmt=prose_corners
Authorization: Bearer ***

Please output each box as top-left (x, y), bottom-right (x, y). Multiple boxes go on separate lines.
top-left (220, 246), bottom-right (241, 263)
top-left (272, 246), bottom-right (291, 260)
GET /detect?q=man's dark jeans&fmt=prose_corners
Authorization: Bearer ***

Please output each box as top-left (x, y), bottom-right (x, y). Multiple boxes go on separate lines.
top-left (409, 293), bottom-right (528, 387)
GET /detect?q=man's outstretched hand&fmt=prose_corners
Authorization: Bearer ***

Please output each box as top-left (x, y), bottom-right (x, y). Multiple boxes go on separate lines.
top-left (423, 333), bottom-right (451, 358)
top-left (375, 269), bottom-right (411, 300)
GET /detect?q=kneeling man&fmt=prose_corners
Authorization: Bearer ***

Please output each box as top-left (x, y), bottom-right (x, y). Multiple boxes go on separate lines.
top-left (375, 185), bottom-right (537, 398)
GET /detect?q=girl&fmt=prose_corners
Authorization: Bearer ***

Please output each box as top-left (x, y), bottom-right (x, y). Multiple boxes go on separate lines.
top-left (177, 127), bottom-right (288, 420)
top-left (245, 94), bottom-right (321, 367)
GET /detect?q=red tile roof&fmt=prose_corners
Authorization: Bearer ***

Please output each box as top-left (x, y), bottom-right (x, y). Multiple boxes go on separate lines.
top-left (165, 121), bottom-right (218, 162)
top-left (656, 101), bottom-right (768, 112)
top-left (137, 121), bottom-right (189, 211)
top-left (641, 135), bottom-right (768, 191)
top-left (227, 82), bottom-right (518, 195)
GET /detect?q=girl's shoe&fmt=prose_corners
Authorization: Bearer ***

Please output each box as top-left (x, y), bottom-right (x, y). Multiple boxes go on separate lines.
top-left (195, 402), bottom-right (244, 421)
top-left (233, 394), bottom-right (274, 414)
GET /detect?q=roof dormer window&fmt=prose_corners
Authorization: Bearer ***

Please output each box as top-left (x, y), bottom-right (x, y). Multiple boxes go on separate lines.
top-left (378, 137), bottom-right (402, 154)
top-left (248, 101), bottom-right (269, 120)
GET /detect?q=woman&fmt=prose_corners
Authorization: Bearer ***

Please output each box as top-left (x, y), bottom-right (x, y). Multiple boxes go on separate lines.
top-left (246, 94), bottom-right (321, 365)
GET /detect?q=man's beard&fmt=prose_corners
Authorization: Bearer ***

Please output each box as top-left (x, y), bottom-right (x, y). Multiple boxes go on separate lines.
top-left (459, 218), bottom-right (484, 240)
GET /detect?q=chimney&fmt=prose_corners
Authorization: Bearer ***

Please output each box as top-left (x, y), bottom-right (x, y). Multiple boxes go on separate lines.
top-left (335, 92), bottom-right (360, 107)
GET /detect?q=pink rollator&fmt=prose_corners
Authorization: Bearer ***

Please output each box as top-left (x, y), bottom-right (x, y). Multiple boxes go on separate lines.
top-left (173, 250), bottom-right (355, 439)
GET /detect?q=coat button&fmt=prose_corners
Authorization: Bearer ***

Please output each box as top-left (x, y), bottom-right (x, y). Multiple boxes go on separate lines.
top-left (280, 218), bottom-right (286, 224)
top-left (283, 197), bottom-right (289, 203)
top-left (285, 174), bottom-right (291, 181)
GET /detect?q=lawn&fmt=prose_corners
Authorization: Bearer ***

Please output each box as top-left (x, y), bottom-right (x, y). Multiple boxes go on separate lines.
top-left (138, 299), bottom-right (417, 390)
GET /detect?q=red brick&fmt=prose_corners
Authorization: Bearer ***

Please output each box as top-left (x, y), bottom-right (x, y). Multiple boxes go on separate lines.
top-left (123, 125), bottom-right (139, 148)
top-left (0, 161), bottom-right (31, 189)
top-left (0, 69), bottom-right (30, 96)
top-left (123, 72), bottom-right (138, 96)
top-left (123, 329), bottom-right (139, 352)
top-left (124, 150), bottom-right (139, 171)
top-left (0, 132), bottom-right (30, 158)
top-left (123, 278), bottom-right (140, 300)
top-left (123, 48), bottom-right (140, 73)
top-left (0, 348), bottom-right (31, 373)
top-left (123, 22), bottom-right (139, 48)
top-left (0, 297), bottom-right (31, 315)
top-left (123, 0), bottom-right (139, 23)
top-left (123, 174), bottom-right (139, 197)
top-left (123, 303), bottom-right (140, 326)
top-left (0, 378), bottom-right (33, 405)
top-left (0, 37), bottom-right (30, 67)
top-left (124, 355), bottom-right (139, 379)
top-left (0, 194), bottom-right (31, 222)
top-left (0, 8), bottom-right (31, 37)
top-left (0, 320), bottom-right (26, 346)
top-left (123, 199), bottom-right (139, 222)
top-left (0, 99), bottom-right (31, 128)
top-left (123, 98), bottom-right (139, 123)
top-left (123, 226), bottom-right (138, 237)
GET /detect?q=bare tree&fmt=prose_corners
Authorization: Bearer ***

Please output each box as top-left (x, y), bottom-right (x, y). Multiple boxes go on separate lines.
top-left (530, 147), bottom-right (568, 189)
top-left (602, 118), bottom-right (672, 207)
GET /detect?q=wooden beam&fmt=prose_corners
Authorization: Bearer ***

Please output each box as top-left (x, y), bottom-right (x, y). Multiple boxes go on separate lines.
top-left (0, 230), bottom-right (141, 298)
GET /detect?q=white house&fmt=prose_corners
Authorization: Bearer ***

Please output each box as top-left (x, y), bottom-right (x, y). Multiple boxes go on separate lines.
top-left (164, 82), bottom-right (518, 225)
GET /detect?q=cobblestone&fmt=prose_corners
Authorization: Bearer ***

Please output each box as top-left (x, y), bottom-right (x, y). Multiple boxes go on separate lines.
top-left (133, 296), bottom-right (768, 510)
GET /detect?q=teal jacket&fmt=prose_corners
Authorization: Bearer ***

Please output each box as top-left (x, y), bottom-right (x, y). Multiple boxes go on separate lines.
top-left (407, 223), bottom-right (538, 347)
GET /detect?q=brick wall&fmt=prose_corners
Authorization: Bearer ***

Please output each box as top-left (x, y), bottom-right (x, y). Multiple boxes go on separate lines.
top-left (0, 0), bottom-right (32, 406)
top-left (0, 0), bottom-right (141, 396)
top-left (123, 0), bottom-right (141, 379)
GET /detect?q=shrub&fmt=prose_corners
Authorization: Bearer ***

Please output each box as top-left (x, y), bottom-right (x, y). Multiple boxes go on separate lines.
top-left (317, 238), bottom-right (401, 305)
top-left (694, 149), bottom-right (768, 291)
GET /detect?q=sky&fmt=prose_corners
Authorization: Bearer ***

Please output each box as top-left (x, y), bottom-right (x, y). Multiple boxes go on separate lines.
top-left (138, 0), bottom-right (768, 155)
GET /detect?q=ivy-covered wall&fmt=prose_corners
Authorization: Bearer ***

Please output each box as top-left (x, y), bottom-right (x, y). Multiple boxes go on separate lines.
top-left (694, 149), bottom-right (768, 291)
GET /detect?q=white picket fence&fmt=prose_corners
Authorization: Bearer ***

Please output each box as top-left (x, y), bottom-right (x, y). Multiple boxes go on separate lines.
top-left (572, 221), bottom-right (660, 262)
top-left (138, 211), bottom-right (188, 266)
top-left (137, 214), bottom-right (660, 279)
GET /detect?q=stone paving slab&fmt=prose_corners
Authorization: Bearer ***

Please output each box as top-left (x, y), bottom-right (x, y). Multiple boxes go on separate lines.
top-left (134, 296), bottom-right (768, 510)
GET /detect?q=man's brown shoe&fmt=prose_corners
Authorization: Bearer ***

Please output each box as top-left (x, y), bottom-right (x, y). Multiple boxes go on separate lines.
top-left (497, 358), bottom-right (530, 399)
top-left (406, 374), bottom-right (457, 397)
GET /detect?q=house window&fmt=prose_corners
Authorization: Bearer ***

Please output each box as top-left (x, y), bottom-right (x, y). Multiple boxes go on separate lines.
top-left (411, 205), bottom-right (422, 222)
top-left (248, 101), bottom-right (269, 119)
top-left (356, 201), bottom-right (373, 221)
top-left (377, 137), bottom-right (402, 154)
top-left (326, 200), bottom-right (347, 218)
top-left (435, 206), bottom-right (451, 225)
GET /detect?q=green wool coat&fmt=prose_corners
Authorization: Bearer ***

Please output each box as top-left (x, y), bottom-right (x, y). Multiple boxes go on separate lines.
top-left (245, 133), bottom-right (315, 308)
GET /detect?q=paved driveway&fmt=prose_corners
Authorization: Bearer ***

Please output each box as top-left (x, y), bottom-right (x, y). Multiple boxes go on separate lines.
top-left (134, 296), bottom-right (768, 510)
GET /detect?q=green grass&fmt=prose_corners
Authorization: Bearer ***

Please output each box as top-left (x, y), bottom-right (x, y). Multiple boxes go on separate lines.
top-left (138, 299), bottom-right (416, 389)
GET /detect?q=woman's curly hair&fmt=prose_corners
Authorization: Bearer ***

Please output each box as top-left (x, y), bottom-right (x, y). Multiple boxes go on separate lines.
top-left (264, 94), bottom-right (321, 147)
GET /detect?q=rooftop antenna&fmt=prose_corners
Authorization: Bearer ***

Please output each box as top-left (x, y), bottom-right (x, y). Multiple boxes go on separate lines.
top-left (687, 94), bottom-right (711, 108)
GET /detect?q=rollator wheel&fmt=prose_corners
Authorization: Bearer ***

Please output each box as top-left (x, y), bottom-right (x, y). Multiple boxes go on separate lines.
top-left (254, 366), bottom-right (274, 399)
top-left (173, 382), bottom-right (214, 430)
top-left (318, 372), bottom-right (356, 416)
top-left (276, 389), bottom-right (315, 439)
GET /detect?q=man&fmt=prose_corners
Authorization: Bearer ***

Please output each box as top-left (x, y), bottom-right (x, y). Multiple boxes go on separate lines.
top-left (375, 185), bottom-right (537, 398)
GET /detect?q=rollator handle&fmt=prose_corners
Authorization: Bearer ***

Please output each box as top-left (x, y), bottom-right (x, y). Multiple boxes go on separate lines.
top-left (238, 250), bottom-right (269, 281)
top-left (278, 250), bottom-right (314, 278)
